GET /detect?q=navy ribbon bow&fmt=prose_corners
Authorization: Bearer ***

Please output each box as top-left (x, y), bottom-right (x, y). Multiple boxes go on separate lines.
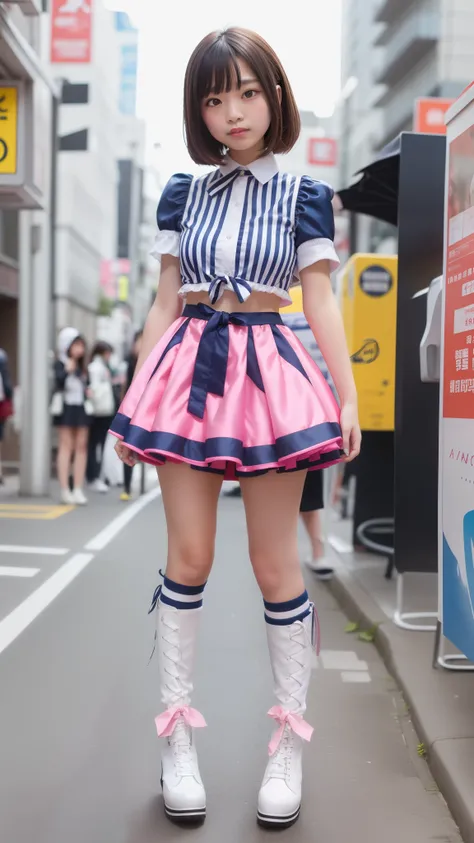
top-left (207, 168), bottom-right (250, 197)
top-left (209, 275), bottom-right (252, 304)
top-left (186, 303), bottom-right (281, 420)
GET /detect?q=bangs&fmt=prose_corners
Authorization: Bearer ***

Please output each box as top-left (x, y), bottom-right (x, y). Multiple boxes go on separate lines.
top-left (194, 41), bottom-right (248, 99)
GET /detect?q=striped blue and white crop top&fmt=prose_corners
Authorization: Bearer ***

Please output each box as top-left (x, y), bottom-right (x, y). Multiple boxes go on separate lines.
top-left (151, 152), bottom-right (339, 306)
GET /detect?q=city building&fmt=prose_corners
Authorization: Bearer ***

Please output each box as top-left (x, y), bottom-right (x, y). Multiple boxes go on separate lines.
top-left (374, 0), bottom-right (474, 147)
top-left (0, 1), bottom-right (55, 479)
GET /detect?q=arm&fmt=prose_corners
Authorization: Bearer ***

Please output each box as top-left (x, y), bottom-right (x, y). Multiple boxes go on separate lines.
top-left (131, 255), bottom-right (182, 381)
top-left (53, 360), bottom-right (68, 390)
top-left (301, 260), bottom-right (361, 460)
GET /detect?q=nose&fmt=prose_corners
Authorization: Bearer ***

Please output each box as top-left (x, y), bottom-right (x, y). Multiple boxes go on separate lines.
top-left (226, 100), bottom-right (244, 124)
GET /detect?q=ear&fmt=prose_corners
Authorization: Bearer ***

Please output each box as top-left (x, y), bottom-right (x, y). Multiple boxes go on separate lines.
top-left (276, 84), bottom-right (282, 105)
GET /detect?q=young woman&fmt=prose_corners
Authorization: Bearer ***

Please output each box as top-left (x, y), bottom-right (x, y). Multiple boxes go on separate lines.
top-left (111, 27), bottom-right (360, 828)
top-left (87, 341), bottom-right (116, 492)
top-left (120, 330), bottom-right (143, 501)
top-left (53, 327), bottom-right (91, 505)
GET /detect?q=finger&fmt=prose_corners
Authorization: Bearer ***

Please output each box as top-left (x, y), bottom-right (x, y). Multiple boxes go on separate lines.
top-left (342, 427), bottom-right (350, 459)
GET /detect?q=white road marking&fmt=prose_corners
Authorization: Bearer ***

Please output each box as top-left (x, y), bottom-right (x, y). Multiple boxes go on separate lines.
top-left (0, 545), bottom-right (69, 556)
top-left (0, 484), bottom-right (162, 657)
top-left (341, 671), bottom-right (372, 683)
top-left (85, 486), bottom-right (161, 552)
top-left (0, 553), bottom-right (94, 656)
top-left (320, 650), bottom-right (369, 671)
top-left (328, 535), bottom-right (353, 554)
top-left (0, 567), bottom-right (39, 578)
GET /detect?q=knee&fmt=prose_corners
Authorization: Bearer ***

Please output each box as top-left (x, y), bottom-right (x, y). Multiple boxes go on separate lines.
top-left (249, 547), bottom-right (301, 599)
top-left (169, 539), bottom-right (214, 586)
top-left (75, 438), bottom-right (88, 456)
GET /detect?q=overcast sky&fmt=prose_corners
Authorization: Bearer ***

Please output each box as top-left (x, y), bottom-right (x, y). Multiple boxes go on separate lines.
top-left (106, 0), bottom-right (343, 179)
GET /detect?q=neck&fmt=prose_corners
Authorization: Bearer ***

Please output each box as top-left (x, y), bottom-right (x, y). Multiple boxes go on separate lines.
top-left (228, 143), bottom-right (265, 166)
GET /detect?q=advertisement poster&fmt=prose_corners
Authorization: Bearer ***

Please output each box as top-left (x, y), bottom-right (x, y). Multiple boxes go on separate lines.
top-left (51, 0), bottom-right (93, 64)
top-left (0, 87), bottom-right (18, 175)
top-left (442, 122), bottom-right (474, 660)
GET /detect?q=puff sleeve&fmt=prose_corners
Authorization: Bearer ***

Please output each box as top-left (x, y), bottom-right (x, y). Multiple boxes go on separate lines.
top-left (295, 177), bottom-right (340, 274)
top-left (150, 173), bottom-right (193, 260)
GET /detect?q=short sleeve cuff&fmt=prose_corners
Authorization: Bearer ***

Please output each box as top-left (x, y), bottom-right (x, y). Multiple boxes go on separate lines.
top-left (296, 238), bottom-right (340, 275)
top-left (150, 230), bottom-right (180, 260)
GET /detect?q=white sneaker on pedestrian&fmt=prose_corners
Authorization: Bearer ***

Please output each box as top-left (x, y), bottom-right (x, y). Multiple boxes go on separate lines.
top-left (92, 479), bottom-right (109, 493)
top-left (60, 488), bottom-right (74, 505)
top-left (257, 610), bottom-right (316, 828)
top-left (155, 601), bottom-right (206, 823)
top-left (304, 557), bottom-right (334, 581)
top-left (72, 487), bottom-right (88, 505)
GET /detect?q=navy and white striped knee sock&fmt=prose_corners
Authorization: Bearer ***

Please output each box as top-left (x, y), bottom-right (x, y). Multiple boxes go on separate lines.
top-left (159, 574), bottom-right (206, 611)
top-left (264, 590), bottom-right (311, 626)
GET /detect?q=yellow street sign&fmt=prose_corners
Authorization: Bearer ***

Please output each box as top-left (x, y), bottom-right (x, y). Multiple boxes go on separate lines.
top-left (0, 86), bottom-right (18, 175)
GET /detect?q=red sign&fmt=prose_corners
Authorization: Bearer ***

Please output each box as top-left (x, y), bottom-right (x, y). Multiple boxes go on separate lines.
top-left (307, 137), bottom-right (337, 167)
top-left (51, 0), bottom-right (93, 64)
top-left (414, 98), bottom-right (453, 135)
top-left (443, 126), bottom-right (474, 418)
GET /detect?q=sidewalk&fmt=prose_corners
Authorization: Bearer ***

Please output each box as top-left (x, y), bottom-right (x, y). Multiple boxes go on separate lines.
top-left (324, 514), bottom-right (474, 843)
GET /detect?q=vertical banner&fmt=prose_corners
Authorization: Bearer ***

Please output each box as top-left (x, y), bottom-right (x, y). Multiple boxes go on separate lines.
top-left (115, 12), bottom-right (138, 116)
top-left (441, 107), bottom-right (474, 660)
top-left (51, 0), bottom-right (93, 64)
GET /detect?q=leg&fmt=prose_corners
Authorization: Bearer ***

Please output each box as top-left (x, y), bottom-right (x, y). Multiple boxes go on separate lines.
top-left (301, 510), bottom-right (324, 559)
top-left (155, 462), bottom-right (222, 823)
top-left (73, 427), bottom-right (89, 502)
top-left (122, 462), bottom-right (133, 498)
top-left (57, 427), bottom-right (74, 501)
top-left (86, 419), bottom-right (101, 483)
top-left (240, 470), bottom-right (315, 829)
top-left (300, 470), bottom-right (334, 580)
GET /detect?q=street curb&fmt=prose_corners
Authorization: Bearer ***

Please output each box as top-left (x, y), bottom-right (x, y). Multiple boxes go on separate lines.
top-left (328, 567), bottom-right (472, 843)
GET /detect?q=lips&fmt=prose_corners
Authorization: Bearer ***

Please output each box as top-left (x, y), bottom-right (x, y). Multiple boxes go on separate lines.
top-left (229, 128), bottom-right (248, 136)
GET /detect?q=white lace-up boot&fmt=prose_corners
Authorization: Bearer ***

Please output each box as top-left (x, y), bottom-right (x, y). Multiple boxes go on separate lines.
top-left (257, 607), bottom-right (317, 828)
top-left (155, 602), bottom-right (207, 823)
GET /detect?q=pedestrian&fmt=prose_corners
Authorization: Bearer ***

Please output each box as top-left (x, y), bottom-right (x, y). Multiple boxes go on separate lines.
top-left (120, 330), bottom-right (142, 501)
top-left (281, 307), bottom-right (337, 581)
top-left (0, 347), bottom-right (13, 485)
top-left (52, 327), bottom-right (91, 505)
top-left (87, 341), bottom-right (116, 492)
top-left (112, 27), bottom-right (360, 829)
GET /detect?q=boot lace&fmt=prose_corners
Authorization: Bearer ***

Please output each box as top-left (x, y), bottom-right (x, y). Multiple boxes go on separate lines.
top-left (267, 725), bottom-right (294, 781)
top-left (168, 718), bottom-right (195, 777)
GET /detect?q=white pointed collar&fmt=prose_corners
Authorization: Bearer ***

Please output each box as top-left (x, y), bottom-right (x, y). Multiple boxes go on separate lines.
top-left (219, 152), bottom-right (279, 184)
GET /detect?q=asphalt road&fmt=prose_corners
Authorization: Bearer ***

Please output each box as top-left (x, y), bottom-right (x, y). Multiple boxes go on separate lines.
top-left (0, 486), bottom-right (462, 843)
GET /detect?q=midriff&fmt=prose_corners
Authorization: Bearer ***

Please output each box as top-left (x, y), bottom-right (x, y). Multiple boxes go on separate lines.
top-left (186, 288), bottom-right (285, 314)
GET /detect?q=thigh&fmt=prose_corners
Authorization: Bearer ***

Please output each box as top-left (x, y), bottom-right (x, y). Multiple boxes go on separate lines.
top-left (75, 426), bottom-right (89, 450)
top-left (58, 426), bottom-right (74, 449)
top-left (157, 462), bottom-right (223, 584)
top-left (240, 470), bottom-right (306, 601)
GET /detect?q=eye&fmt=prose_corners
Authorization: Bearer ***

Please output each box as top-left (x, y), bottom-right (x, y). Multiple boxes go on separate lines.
top-left (205, 97), bottom-right (221, 108)
top-left (243, 89), bottom-right (259, 100)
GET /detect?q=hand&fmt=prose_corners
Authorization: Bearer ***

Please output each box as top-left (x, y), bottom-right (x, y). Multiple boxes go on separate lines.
top-left (65, 358), bottom-right (76, 373)
top-left (114, 440), bottom-right (138, 467)
top-left (340, 402), bottom-right (361, 462)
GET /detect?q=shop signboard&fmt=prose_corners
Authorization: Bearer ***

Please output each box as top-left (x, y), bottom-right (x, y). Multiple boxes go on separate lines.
top-left (440, 85), bottom-right (474, 660)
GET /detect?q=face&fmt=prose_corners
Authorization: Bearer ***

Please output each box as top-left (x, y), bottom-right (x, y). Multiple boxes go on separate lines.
top-left (201, 58), bottom-right (278, 161)
top-left (69, 338), bottom-right (85, 360)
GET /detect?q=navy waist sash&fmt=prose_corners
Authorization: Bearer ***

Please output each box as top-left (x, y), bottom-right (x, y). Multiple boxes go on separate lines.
top-left (184, 303), bottom-right (282, 420)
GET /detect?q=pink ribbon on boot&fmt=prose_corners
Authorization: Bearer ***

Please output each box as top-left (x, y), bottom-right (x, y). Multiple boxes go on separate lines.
top-left (267, 706), bottom-right (314, 756)
top-left (155, 705), bottom-right (207, 738)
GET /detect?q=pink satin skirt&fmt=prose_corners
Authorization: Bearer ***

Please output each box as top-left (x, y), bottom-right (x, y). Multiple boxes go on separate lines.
top-left (109, 304), bottom-right (344, 479)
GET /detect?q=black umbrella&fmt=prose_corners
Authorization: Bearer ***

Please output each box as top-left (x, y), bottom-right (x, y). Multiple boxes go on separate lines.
top-left (337, 134), bottom-right (402, 226)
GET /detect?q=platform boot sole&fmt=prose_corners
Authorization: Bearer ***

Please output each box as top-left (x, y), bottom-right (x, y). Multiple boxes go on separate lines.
top-left (160, 772), bottom-right (206, 824)
top-left (257, 805), bottom-right (301, 829)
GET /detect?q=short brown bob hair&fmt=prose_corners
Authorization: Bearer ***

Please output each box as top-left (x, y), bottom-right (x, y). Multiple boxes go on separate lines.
top-left (184, 27), bottom-right (301, 166)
